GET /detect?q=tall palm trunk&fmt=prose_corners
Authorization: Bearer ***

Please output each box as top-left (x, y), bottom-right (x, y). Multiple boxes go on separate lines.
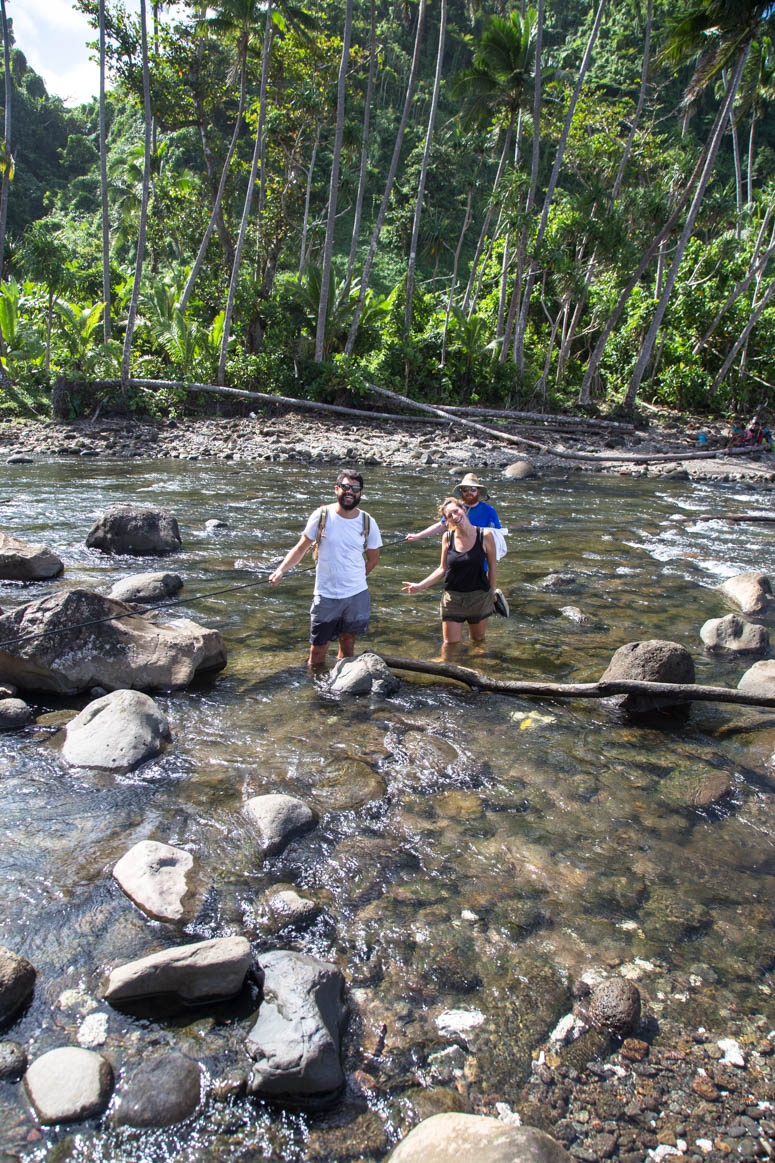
top-left (623, 49), bottom-right (748, 412)
top-left (120, 0), bottom-right (152, 388)
top-left (404, 0), bottom-right (446, 337)
top-left (298, 126), bottom-right (320, 278)
top-left (98, 0), bottom-right (111, 341)
top-left (441, 188), bottom-right (473, 368)
top-left (315, 0), bottom-right (353, 363)
top-left (344, 0), bottom-right (427, 357)
top-left (0, 0), bottom-right (12, 282)
top-left (346, 0), bottom-right (376, 289)
top-left (711, 273), bottom-right (775, 393)
top-left (218, 2), bottom-right (273, 385)
top-left (180, 59), bottom-right (247, 312)
top-left (461, 124), bottom-right (513, 315)
top-left (513, 0), bottom-right (607, 374)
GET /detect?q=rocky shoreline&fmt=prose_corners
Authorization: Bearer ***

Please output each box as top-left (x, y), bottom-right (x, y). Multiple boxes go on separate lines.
top-left (1, 411), bottom-right (774, 487)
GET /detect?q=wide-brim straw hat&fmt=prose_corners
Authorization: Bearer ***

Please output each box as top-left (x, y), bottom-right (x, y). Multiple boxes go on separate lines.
top-left (453, 472), bottom-right (489, 500)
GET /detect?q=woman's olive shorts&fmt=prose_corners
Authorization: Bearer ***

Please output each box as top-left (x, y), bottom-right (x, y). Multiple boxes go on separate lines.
top-left (440, 588), bottom-right (495, 624)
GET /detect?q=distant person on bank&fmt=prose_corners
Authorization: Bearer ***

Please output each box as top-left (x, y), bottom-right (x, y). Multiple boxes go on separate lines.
top-left (406, 473), bottom-right (502, 544)
top-left (402, 496), bottom-right (496, 660)
top-left (269, 469), bottom-right (382, 671)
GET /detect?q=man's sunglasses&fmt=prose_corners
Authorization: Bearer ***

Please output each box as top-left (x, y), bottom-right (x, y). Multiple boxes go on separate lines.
top-left (337, 483), bottom-right (362, 492)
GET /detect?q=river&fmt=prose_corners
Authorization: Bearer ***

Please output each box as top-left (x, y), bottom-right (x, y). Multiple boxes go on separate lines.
top-left (0, 457), bottom-right (773, 1159)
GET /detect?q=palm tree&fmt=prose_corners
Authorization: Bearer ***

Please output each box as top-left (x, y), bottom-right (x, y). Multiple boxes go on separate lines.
top-left (315, 0), bottom-right (353, 362)
top-left (345, 0), bottom-right (376, 289)
top-left (344, 0), bottom-right (427, 358)
top-left (121, 0), bottom-right (152, 389)
top-left (404, 0), bottom-right (447, 339)
top-left (736, 34), bottom-right (775, 203)
top-left (0, 0), bottom-right (12, 284)
top-left (98, 0), bottom-right (112, 342)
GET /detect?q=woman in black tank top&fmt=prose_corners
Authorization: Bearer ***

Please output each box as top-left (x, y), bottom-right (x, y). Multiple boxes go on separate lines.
top-left (401, 497), bottom-right (497, 659)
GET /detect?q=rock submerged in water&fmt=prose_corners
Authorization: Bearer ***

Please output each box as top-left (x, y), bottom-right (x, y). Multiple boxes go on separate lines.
top-left (503, 459), bottom-right (537, 480)
top-left (113, 839), bottom-right (197, 922)
top-left (108, 571), bottom-right (183, 604)
top-left (0, 533), bottom-right (64, 581)
top-left (0, 945), bottom-right (36, 1023)
top-left (329, 652), bottom-right (400, 696)
top-left (587, 978), bottom-right (641, 1037)
top-left (104, 935), bottom-right (252, 1006)
top-left (62, 689), bottom-right (171, 770)
top-left (86, 505), bottom-right (182, 556)
top-left (700, 612), bottom-right (769, 656)
top-left (540, 573), bottom-right (578, 592)
top-left (720, 571), bottom-right (772, 615)
top-left (599, 639), bottom-right (695, 714)
top-left (24, 1047), bottom-right (113, 1124)
top-left (246, 950), bottom-right (347, 1101)
top-left (244, 792), bottom-right (318, 857)
top-left (0, 588), bottom-right (226, 695)
top-left (113, 1052), bottom-right (201, 1128)
top-left (0, 697), bottom-right (33, 730)
top-left (738, 659), bottom-right (775, 697)
top-left (387, 1113), bottom-right (571, 1161)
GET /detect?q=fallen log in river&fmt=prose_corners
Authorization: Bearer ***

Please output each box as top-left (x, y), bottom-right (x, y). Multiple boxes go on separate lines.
top-left (377, 653), bottom-right (775, 709)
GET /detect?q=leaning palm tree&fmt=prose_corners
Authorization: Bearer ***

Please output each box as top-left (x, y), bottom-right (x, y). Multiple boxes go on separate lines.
top-left (98, 0), bottom-right (112, 342)
top-left (0, 0), bottom-right (12, 285)
top-left (121, 0), bottom-right (152, 389)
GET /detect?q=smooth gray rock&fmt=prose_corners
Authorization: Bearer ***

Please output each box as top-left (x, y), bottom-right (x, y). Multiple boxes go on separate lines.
top-left (387, 1115), bottom-right (571, 1162)
top-left (62, 690), bottom-right (171, 770)
top-left (0, 533), bottom-right (63, 580)
top-left (559, 605), bottom-right (593, 626)
top-left (104, 936), bottom-right (252, 1005)
top-left (503, 459), bottom-right (537, 480)
top-left (0, 945), bottom-right (36, 1022)
top-left (329, 652), bottom-right (401, 696)
top-left (587, 978), bottom-right (641, 1036)
top-left (108, 572), bottom-right (183, 604)
top-left (700, 613), bottom-right (769, 656)
top-left (265, 888), bottom-right (322, 929)
top-left (0, 697), bottom-right (33, 729)
top-left (244, 793), bottom-right (317, 857)
top-left (0, 588), bottom-right (226, 695)
top-left (0, 1040), bottom-right (26, 1080)
top-left (86, 506), bottom-right (182, 556)
top-left (600, 638), bottom-right (695, 713)
top-left (204, 519), bottom-right (228, 531)
top-left (113, 1052), bottom-right (200, 1127)
top-left (24, 1047), bottom-right (113, 1124)
top-left (738, 659), bottom-right (775, 697)
top-left (720, 571), bottom-right (772, 615)
top-left (113, 840), bottom-right (196, 921)
top-left (246, 950), bottom-right (347, 1100)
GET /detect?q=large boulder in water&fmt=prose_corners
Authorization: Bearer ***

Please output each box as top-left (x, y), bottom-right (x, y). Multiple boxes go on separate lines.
top-left (599, 639), bottom-right (695, 714)
top-left (108, 572), bottom-right (183, 604)
top-left (387, 1115), bottom-right (571, 1162)
top-left (0, 588), bottom-right (226, 695)
top-left (62, 690), bottom-right (171, 770)
top-left (0, 533), bottom-right (63, 581)
top-left (720, 571), bottom-right (772, 615)
top-left (86, 506), bottom-right (182, 556)
top-left (700, 613), bottom-right (769, 657)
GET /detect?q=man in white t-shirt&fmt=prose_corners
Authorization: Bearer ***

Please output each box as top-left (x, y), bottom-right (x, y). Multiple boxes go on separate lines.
top-left (269, 469), bottom-right (382, 671)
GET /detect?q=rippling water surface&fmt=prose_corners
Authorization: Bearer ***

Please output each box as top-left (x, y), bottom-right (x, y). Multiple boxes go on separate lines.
top-left (0, 458), bottom-right (774, 1159)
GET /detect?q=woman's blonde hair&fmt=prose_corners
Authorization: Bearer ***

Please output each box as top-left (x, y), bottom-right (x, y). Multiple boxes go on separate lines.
top-left (438, 496), bottom-right (464, 520)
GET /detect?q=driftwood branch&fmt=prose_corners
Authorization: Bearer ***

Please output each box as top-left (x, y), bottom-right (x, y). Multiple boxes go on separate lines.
top-left (377, 653), bottom-right (775, 708)
top-left (670, 513), bottom-right (775, 524)
top-left (365, 383), bottom-right (764, 465)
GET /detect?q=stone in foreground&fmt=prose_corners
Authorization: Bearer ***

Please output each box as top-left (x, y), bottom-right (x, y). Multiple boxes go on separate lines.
top-left (587, 978), bottom-right (641, 1037)
top-left (62, 689), bottom-right (171, 770)
top-left (24, 1047), bottom-right (113, 1124)
top-left (0, 945), bottom-right (36, 1022)
top-left (387, 1114), bottom-right (571, 1161)
top-left (738, 659), bottom-right (775, 697)
top-left (244, 793), bottom-right (318, 857)
top-left (108, 571), bottom-right (183, 604)
top-left (0, 533), bottom-right (64, 581)
top-left (0, 588), bottom-right (226, 695)
top-left (0, 697), bottom-right (33, 729)
top-left (86, 506), bottom-right (182, 556)
top-left (599, 639), bottom-right (695, 713)
top-left (246, 950), bottom-right (347, 1101)
top-left (113, 839), bottom-right (196, 922)
top-left (700, 613), bottom-right (769, 656)
top-left (720, 571), bottom-right (772, 615)
top-left (104, 936), bottom-right (251, 1006)
top-left (329, 651), bottom-right (400, 696)
top-left (113, 1052), bottom-right (201, 1127)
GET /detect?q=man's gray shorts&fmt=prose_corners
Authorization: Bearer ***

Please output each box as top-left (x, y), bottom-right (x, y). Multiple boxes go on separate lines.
top-left (309, 589), bottom-right (370, 645)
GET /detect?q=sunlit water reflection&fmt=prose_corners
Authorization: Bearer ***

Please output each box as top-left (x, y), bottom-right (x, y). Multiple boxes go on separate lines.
top-left (0, 458), bottom-right (774, 1158)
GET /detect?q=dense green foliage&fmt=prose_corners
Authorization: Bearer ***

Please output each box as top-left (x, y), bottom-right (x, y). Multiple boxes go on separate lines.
top-left (1, 0), bottom-right (774, 420)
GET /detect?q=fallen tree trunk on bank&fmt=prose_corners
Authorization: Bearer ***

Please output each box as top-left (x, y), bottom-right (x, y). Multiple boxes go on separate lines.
top-left (377, 653), bottom-right (775, 708)
top-left (670, 513), bottom-right (775, 524)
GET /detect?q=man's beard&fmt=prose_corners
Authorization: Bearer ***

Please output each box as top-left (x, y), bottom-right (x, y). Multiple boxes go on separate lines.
top-left (339, 494), bottom-right (359, 510)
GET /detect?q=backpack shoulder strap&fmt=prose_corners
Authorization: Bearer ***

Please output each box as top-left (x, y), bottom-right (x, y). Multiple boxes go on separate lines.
top-left (312, 505), bottom-right (328, 563)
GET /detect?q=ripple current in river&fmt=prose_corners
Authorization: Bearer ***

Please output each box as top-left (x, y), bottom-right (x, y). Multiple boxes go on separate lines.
top-left (0, 458), bottom-right (774, 1159)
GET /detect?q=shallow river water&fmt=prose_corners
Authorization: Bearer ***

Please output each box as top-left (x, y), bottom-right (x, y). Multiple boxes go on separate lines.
top-left (0, 458), bottom-right (774, 1160)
